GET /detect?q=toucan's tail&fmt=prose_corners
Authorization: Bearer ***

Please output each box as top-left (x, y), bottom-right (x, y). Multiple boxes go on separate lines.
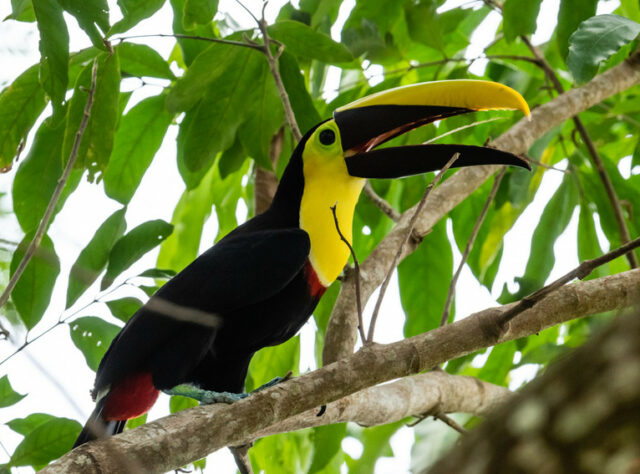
top-left (73, 398), bottom-right (126, 449)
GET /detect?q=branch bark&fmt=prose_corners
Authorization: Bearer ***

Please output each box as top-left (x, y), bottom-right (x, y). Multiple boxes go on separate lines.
top-left (44, 268), bottom-right (640, 473)
top-left (322, 47), bottom-right (640, 365)
top-left (425, 307), bottom-right (640, 474)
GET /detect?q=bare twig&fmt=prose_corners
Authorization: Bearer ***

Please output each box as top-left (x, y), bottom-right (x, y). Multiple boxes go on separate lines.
top-left (434, 411), bottom-right (468, 434)
top-left (0, 60), bottom-right (99, 314)
top-left (519, 35), bottom-right (638, 269)
top-left (367, 153), bottom-right (460, 343)
top-left (331, 205), bottom-right (366, 345)
top-left (498, 235), bottom-right (640, 331)
top-left (440, 167), bottom-right (506, 326)
top-left (113, 34), bottom-right (265, 52)
top-left (363, 182), bottom-right (400, 222)
top-left (229, 444), bottom-right (253, 474)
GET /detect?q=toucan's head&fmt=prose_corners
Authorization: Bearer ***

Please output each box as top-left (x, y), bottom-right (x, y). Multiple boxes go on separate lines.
top-left (276, 80), bottom-right (530, 286)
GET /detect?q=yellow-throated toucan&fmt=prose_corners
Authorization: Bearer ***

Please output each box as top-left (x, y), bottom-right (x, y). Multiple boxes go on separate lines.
top-left (73, 80), bottom-right (530, 447)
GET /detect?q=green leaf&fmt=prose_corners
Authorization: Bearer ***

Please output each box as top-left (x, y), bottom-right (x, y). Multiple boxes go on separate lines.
top-left (268, 20), bottom-right (354, 64)
top-left (503, 0), bottom-right (542, 42)
top-left (66, 208), bottom-right (127, 307)
top-left (103, 94), bottom-right (174, 204)
top-left (179, 47), bottom-right (264, 173)
top-left (157, 163), bottom-right (217, 271)
top-left (57, 0), bottom-right (110, 49)
top-left (0, 375), bottom-right (26, 408)
top-left (6, 0), bottom-right (35, 22)
top-left (278, 51), bottom-right (321, 135)
top-left (183, 0), bottom-right (218, 30)
top-left (245, 335), bottom-right (300, 392)
top-left (309, 424), bottom-right (346, 473)
top-left (101, 219), bottom-right (173, 289)
top-left (110, 0), bottom-right (166, 35)
top-left (33, 0), bottom-right (69, 113)
top-left (0, 64), bottom-right (48, 170)
top-left (577, 205), bottom-right (608, 280)
top-left (346, 421), bottom-right (404, 474)
top-left (478, 341), bottom-right (517, 386)
top-left (399, 221), bottom-right (452, 337)
top-left (568, 14), bottom-right (640, 84)
top-left (125, 413), bottom-right (147, 430)
top-left (137, 268), bottom-right (176, 279)
top-left (10, 233), bottom-right (60, 330)
top-left (557, 0), bottom-right (597, 58)
top-left (250, 431), bottom-right (313, 474)
top-left (8, 417), bottom-right (81, 469)
top-left (12, 117), bottom-right (66, 233)
top-left (69, 316), bottom-right (121, 371)
top-left (117, 43), bottom-right (175, 80)
top-left (7, 414), bottom-right (57, 436)
top-left (105, 296), bottom-right (143, 322)
top-left (501, 174), bottom-right (578, 303)
top-left (238, 63), bottom-right (284, 169)
top-left (169, 0), bottom-right (216, 66)
top-left (62, 51), bottom-right (121, 181)
top-left (169, 395), bottom-right (198, 413)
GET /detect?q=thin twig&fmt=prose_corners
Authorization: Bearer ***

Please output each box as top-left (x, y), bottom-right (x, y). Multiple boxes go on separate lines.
top-left (254, 5), bottom-right (302, 141)
top-left (434, 412), bottom-right (468, 434)
top-left (363, 182), bottom-right (400, 222)
top-left (498, 235), bottom-right (640, 330)
top-left (331, 205), bottom-right (366, 345)
top-left (367, 153), bottom-right (461, 343)
top-left (113, 33), bottom-right (265, 52)
top-left (229, 444), bottom-right (254, 474)
top-left (519, 35), bottom-right (638, 269)
top-left (0, 60), bottom-right (99, 314)
top-left (440, 167), bottom-right (506, 327)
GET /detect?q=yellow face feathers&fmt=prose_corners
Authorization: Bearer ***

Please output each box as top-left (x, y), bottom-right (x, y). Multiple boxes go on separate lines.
top-left (299, 121), bottom-right (365, 286)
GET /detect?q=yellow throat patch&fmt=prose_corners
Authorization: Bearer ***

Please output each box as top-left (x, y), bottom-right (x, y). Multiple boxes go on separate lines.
top-left (299, 121), bottom-right (365, 287)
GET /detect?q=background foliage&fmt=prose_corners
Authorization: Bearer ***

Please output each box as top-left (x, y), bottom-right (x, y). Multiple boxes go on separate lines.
top-left (1, 0), bottom-right (639, 472)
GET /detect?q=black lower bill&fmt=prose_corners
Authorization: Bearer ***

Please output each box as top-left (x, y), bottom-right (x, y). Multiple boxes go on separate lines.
top-left (344, 144), bottom-right (530, 179)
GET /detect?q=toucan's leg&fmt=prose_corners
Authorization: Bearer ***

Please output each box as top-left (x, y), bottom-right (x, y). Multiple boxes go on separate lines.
top-left (163, 384), bottom-right (248, 404)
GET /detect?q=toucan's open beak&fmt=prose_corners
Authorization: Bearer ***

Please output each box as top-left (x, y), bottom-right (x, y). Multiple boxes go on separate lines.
top-left (334, 80), bottom-right (531, 178)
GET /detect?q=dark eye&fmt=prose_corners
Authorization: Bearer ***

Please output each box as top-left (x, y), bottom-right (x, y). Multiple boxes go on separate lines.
top-left (319, 129), bottom-right (335, 146)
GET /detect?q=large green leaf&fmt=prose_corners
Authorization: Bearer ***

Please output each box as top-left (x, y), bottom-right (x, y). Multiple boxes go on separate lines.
top-left (556, 0), bottom-right (597, 58)
top-left (478, 341), bottom-right (517, 386)
top-left (66, 208), bottom-right (127, 307)
top-left (0, 375), bottom-right (26, 408)
top-left (238, 62), bottom-right (284, 169)
top-left (117, 43), bottom-right (176, 80)
top-left (0, 65), bottom-right (48, 170)
top-left (182, 0), bottom-right (218, 30)
top-left (157, 163), bottom-right (217, 272)
top-left (69, 316), bottom-right (121, 371)
top-left (110, 0), bottom-right (166, 35)
top-left (8, 417), bottom-right (81, 469)
top-left (568, 14), bottom-right (640, 84)
top-left (103, 94), bottom-right (174, 204)
top-left (179, 47), bottom-right (264, 173)
top-left (169, 0), bottom-right (216, 66)
top-left (577, 205), bottom-right (608, 280)
top-left (500, 174), bottom-right (579, 303)
top-left (6, 414), bottom-right (57, 436)
top-left (12, 117), bottom-right (65, 233)
top-left (346, 421), bottom-right (404, 474)
top-left (57, 0), bottom-right (109, 49)
top-left (399, 220), bottom-right (453, 337)
top-left (62, 51), bottom-right (120, 181)
top-left (245, 335), bottom-right (300, 392)
top-left (101, 219), bottom-right (173, 289)
top-left (10, 233), bottom-right (60, 330)
top-left (33, 0), bottom-right (69, 114)
top-left (250, 430), bottom-right (313, 474)
top-left (503, 0), bottom-right (542, 42)
top-left (309, 423), bottom-right (346, 473)
top-left (268, 20), bottom-right (354, 64)
top-left (6, 0), bottom-right (35, 22)
top-left (278, 51), bottom-right (322, 135)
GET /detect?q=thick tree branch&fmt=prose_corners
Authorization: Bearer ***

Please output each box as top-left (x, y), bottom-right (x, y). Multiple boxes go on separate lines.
top-left (0, 60), bottom-right (98, 316)
top-left (425, 307), bottom-right (640, 474)
top-left (44, 269), bottom-right (640, 473)
top-left (322, 47), bottom-right (640, 365)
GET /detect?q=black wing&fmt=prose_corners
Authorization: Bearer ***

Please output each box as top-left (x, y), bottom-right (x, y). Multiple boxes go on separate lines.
top-left (94, 228), bottom-right (310, 393)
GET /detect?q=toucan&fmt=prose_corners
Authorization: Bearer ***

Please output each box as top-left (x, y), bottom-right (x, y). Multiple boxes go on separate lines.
top-left (73, 80), bottom-right (530, 447)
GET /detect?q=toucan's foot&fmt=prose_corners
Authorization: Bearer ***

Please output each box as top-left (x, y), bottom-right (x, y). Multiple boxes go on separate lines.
top-left (164, 384), bottom-right (248, 405)
top-left (253, 371), bottom-right (292, 392)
